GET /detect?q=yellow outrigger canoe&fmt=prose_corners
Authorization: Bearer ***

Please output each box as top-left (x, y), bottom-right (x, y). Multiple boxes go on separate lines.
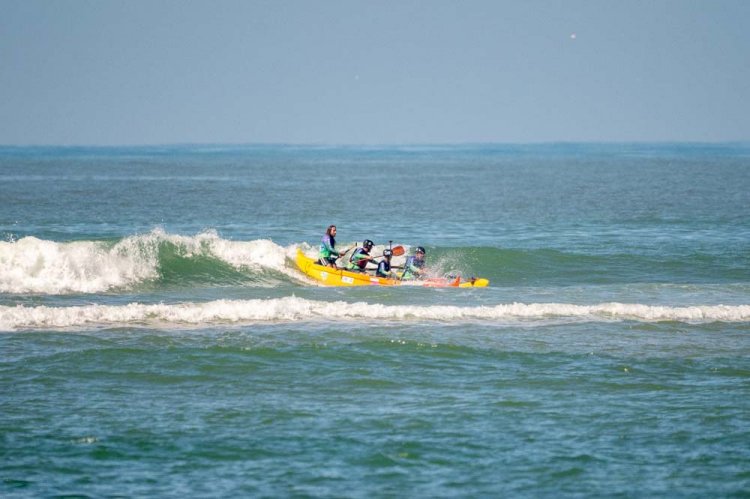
top-left (295, 249), bottom-right (489, 288)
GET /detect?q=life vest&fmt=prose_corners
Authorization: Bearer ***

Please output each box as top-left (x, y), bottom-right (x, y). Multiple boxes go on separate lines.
top-left (376, 259), bottom-right (391, 277)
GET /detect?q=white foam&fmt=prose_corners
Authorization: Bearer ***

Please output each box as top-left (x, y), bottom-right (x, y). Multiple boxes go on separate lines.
top-left (1, 298), bottom-right (748, 330)
top-left (0, 236), bottom-right (159, 294)
top-left (0, 230), bottom-right (298, 294)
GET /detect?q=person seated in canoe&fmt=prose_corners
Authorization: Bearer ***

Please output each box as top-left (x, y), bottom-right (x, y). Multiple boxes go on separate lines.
top-left (375, 248), bottom-right (397, 278)
top-left (401, 246), bottom-right (427, 280)
top-left (346, 239), bottom-right (376, 272)
top-left (318, 225), bottom-right (347, 267)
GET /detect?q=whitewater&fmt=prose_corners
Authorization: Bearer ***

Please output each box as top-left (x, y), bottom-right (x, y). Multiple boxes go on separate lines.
top-left (0, 229), bottom-right (298, 294)
top-left (2, 229), bottom-right (749, 331)
top-left (2, 297), bottom-right (750, 331)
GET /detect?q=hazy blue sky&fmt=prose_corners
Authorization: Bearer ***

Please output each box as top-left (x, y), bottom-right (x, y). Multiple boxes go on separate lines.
top-left (1, 0), bottom-right (748, 145)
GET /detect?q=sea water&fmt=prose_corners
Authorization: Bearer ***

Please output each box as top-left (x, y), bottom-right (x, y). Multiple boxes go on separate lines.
top-left (1, 144), bottom-right (749, 496)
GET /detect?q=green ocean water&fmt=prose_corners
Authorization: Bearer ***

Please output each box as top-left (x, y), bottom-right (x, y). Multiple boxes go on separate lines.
top-left (1, 144), bottom-right (750, 496)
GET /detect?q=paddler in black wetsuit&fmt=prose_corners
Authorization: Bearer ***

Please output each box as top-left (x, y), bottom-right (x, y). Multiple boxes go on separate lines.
top-left (375, 248), bottom-right (397, 278)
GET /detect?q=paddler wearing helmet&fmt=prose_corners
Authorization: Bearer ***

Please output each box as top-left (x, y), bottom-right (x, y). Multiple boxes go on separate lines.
top-left (346, 239), bottom-right (376, 272)
top-left (401, 246), bottom-right (427, 280)
top-left (375, 248), bottom-right (397, 278)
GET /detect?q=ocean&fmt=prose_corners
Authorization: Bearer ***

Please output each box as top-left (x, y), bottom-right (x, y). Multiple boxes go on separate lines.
top-left (1, 143), bottom-right (749, 496)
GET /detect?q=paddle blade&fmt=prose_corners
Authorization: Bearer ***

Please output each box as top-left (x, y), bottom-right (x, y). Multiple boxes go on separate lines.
top-left (391, 245), bottom-right (405, 256)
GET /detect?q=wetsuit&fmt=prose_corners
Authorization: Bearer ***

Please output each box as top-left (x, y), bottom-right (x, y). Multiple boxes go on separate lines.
top-left (319, 234), bottom-right (339, 266)
top-left (346, 247), bottom-right (372, 272)
top-left (401, 255), bottom-right (425, 280)
top-left (376, 259), bottom-right (393, 278)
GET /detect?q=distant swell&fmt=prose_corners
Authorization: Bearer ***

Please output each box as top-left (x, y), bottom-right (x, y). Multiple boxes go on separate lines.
top-left (0, 230), bottom-right (297, 294)
top-left (1, 298), bottom-right (748, 330)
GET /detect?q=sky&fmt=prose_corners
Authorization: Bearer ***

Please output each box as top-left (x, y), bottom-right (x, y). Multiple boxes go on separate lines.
top-left (1, 0), bottom-right (749, 145)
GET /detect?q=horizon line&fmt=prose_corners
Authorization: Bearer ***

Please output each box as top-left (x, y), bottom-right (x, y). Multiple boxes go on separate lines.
top-left (2, 140), bottom-right (750, 149)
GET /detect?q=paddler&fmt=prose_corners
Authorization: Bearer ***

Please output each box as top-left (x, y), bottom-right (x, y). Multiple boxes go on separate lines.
top-left (318, 225), bottom-right (347, 267)
top-left (346, 239), bottom-right (376, 272)
top-left (375, 248), bottom-right (397, 278)
top-left (401, 246), bottom-right (427, 280)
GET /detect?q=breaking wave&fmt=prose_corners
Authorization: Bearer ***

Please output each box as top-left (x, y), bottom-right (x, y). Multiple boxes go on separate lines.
top-left (3, 230), bottom-right (748, 295)
top-left (1, 297), bottom-right (748, 330)
top-left (0, 229), bottom-right (299, 294)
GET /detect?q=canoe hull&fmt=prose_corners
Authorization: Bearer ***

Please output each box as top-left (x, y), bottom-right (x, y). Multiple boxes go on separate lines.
top-left (295, 250), bottom-right (488, 288)
top-left (295, 249), bottom-right (395, 286)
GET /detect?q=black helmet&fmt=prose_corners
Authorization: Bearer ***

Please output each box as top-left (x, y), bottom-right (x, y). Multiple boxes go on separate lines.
top-left (363, 239), bottom-right (374, 250)
top-left (383, 249), bottom-right (393, 257)
top-left (415, 246), bottom-right (426, 254)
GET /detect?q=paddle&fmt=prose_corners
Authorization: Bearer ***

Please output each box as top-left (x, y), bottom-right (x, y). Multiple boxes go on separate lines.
top-left (372, 245), bottom-right (405, 259)
top-left (336, 243), bottom-right (358, 261)
top-left (339, 244), bottom-right (404, 261)
top-left (347, 244), bottom-right (406, 273)
top-left (337, 243), bottom-right (405, 274)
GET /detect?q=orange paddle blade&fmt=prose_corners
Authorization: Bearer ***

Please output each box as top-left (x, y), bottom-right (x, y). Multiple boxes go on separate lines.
top-left (391, 245), bottom-right (405, 256)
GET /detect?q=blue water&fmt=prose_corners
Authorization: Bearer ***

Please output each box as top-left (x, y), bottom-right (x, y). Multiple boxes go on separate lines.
top-left (1, 144), bottom-right (749, 496)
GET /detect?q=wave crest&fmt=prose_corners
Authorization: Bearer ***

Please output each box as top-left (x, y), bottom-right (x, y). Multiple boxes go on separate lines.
top-left (1, 298), bottom-right (748, 330)
top-left (0, 230), bottom-right (295, 294)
